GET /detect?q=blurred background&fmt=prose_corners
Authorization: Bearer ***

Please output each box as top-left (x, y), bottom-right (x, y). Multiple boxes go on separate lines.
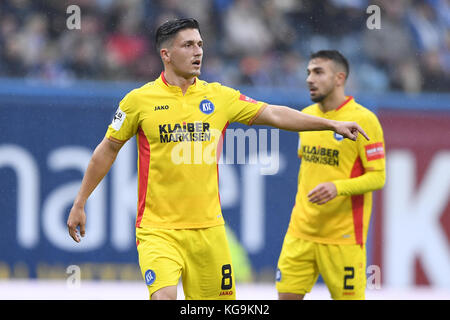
top-left (0, 0), bottom-right (449, 299)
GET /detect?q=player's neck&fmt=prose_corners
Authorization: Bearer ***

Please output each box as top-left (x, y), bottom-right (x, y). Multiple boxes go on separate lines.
top-left (318, 91), bottom-right (347, 113)
top-left (162, 69), bottom-right (196, 95)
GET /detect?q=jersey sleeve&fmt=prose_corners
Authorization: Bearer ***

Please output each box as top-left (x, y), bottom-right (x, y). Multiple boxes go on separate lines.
top-left (334, 169), bottom-right (385, 196)
top-left (357, 111), bottom-right (386, 172)
top-left (333, 110), bottom-right (386, 196)
top-left (220, 85), bottom-right (267, 125)
top-left (105, 90), bottom-right (140, 142)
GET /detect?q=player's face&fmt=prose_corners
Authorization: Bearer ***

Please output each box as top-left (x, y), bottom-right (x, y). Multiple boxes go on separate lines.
top-left (164, 28), bottom-right (203, 78)
top-left (306, 58), bottom-right (338, 103)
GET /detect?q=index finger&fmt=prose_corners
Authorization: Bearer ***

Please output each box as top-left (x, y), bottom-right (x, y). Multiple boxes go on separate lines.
top-left (355, 124), bottom-right (370, 141)
top-left (307, 185), bottom-right (322, 197)
top-left (79, 222), bottom-right (86, 238)
top-left (68, 224), bottom-right (80, 243)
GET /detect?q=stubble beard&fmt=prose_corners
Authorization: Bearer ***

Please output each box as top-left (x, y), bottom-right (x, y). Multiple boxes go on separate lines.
top-left (311, 93), bottom-right (326, 103)
top-left (310, 86), bottom-right (333, 103)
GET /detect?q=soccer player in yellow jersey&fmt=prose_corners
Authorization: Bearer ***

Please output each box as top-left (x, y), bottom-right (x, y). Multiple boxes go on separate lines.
top-left (276, 50), bottom-right (386, 300)
top-left (67, 19), bottom-right (369, 300)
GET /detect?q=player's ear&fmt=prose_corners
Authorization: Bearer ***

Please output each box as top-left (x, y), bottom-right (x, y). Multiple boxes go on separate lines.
top-left (160, 48), bottom-right (170, 63)
top-left (336, 71), bottom-right (347, 86)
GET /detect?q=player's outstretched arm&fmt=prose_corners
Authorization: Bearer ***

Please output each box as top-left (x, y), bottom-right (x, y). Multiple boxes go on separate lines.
top-left (67, 137), bottom-right (124, 242)
top-left (253, 104), bottom-right (369, 141)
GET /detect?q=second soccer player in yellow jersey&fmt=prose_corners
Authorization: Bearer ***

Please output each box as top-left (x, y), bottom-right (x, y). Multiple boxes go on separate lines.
top-left (276, 50), bottom-right (386, 300)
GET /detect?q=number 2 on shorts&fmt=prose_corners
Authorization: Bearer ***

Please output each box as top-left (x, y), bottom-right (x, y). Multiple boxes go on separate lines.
top-left (343, 266), bottom-right (355, 290)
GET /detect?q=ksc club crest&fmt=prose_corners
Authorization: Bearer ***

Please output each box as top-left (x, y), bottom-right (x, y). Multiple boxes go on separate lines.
top-left (199, 99), bottom-right (215, 115)
top-left (334, 132), bottom-right (344, 141)
top-left (145, 269), bottom-right (156, 285)
top-left (275, 268), bottom-right (282, 282)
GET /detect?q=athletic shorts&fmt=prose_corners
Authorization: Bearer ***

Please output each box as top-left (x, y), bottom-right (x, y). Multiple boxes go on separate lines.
top-left (136, 224), bottom-right (236, 300)
top-left (276, 233), bottom-right (367, 300)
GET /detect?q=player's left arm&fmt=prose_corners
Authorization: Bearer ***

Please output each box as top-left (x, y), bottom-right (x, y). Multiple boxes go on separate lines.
top-left (308, 112), bottom-right (386, 205)
top-left (252, 104), bottom-right (369, 141)
top-left (308, 171), bottom-right (385, 205)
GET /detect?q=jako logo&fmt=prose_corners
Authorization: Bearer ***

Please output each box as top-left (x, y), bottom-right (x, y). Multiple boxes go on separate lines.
top-left (154, 105), bottom-right (169, 111)
top-left (199, 99), bottom-right (214, 114)
top-left (145, 269), bottom-right (156, 285)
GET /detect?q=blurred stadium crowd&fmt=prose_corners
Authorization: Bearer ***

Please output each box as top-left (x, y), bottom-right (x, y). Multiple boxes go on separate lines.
top-left (0, 0), bottom-right (449, 93)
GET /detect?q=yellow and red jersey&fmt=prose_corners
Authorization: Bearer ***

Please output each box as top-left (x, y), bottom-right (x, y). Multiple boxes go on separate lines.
top-left (106, 72), bottom-right (267, 229)
top-left (287, 97), bottom-right (386, 245)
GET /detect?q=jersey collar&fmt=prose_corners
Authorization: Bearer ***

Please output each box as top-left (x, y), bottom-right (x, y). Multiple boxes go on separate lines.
top-left (335, 96), bottom-right (353, 111)
top-left (317, 96), bottom-right (354, 115)
top-left (159, 71), bottom-right (198, 93)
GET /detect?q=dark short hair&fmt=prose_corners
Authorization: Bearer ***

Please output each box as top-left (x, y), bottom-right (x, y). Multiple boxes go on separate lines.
top-left (155, 18), bottom-right (201, 51)
top-left (310, 50), bottom-right (350, 79)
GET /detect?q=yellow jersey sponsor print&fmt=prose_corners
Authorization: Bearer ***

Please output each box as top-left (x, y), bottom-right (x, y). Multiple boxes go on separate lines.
top-left (288, 97), bottom-right (385, 245)
top-left (106, 73), bottom-right (267, 229)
